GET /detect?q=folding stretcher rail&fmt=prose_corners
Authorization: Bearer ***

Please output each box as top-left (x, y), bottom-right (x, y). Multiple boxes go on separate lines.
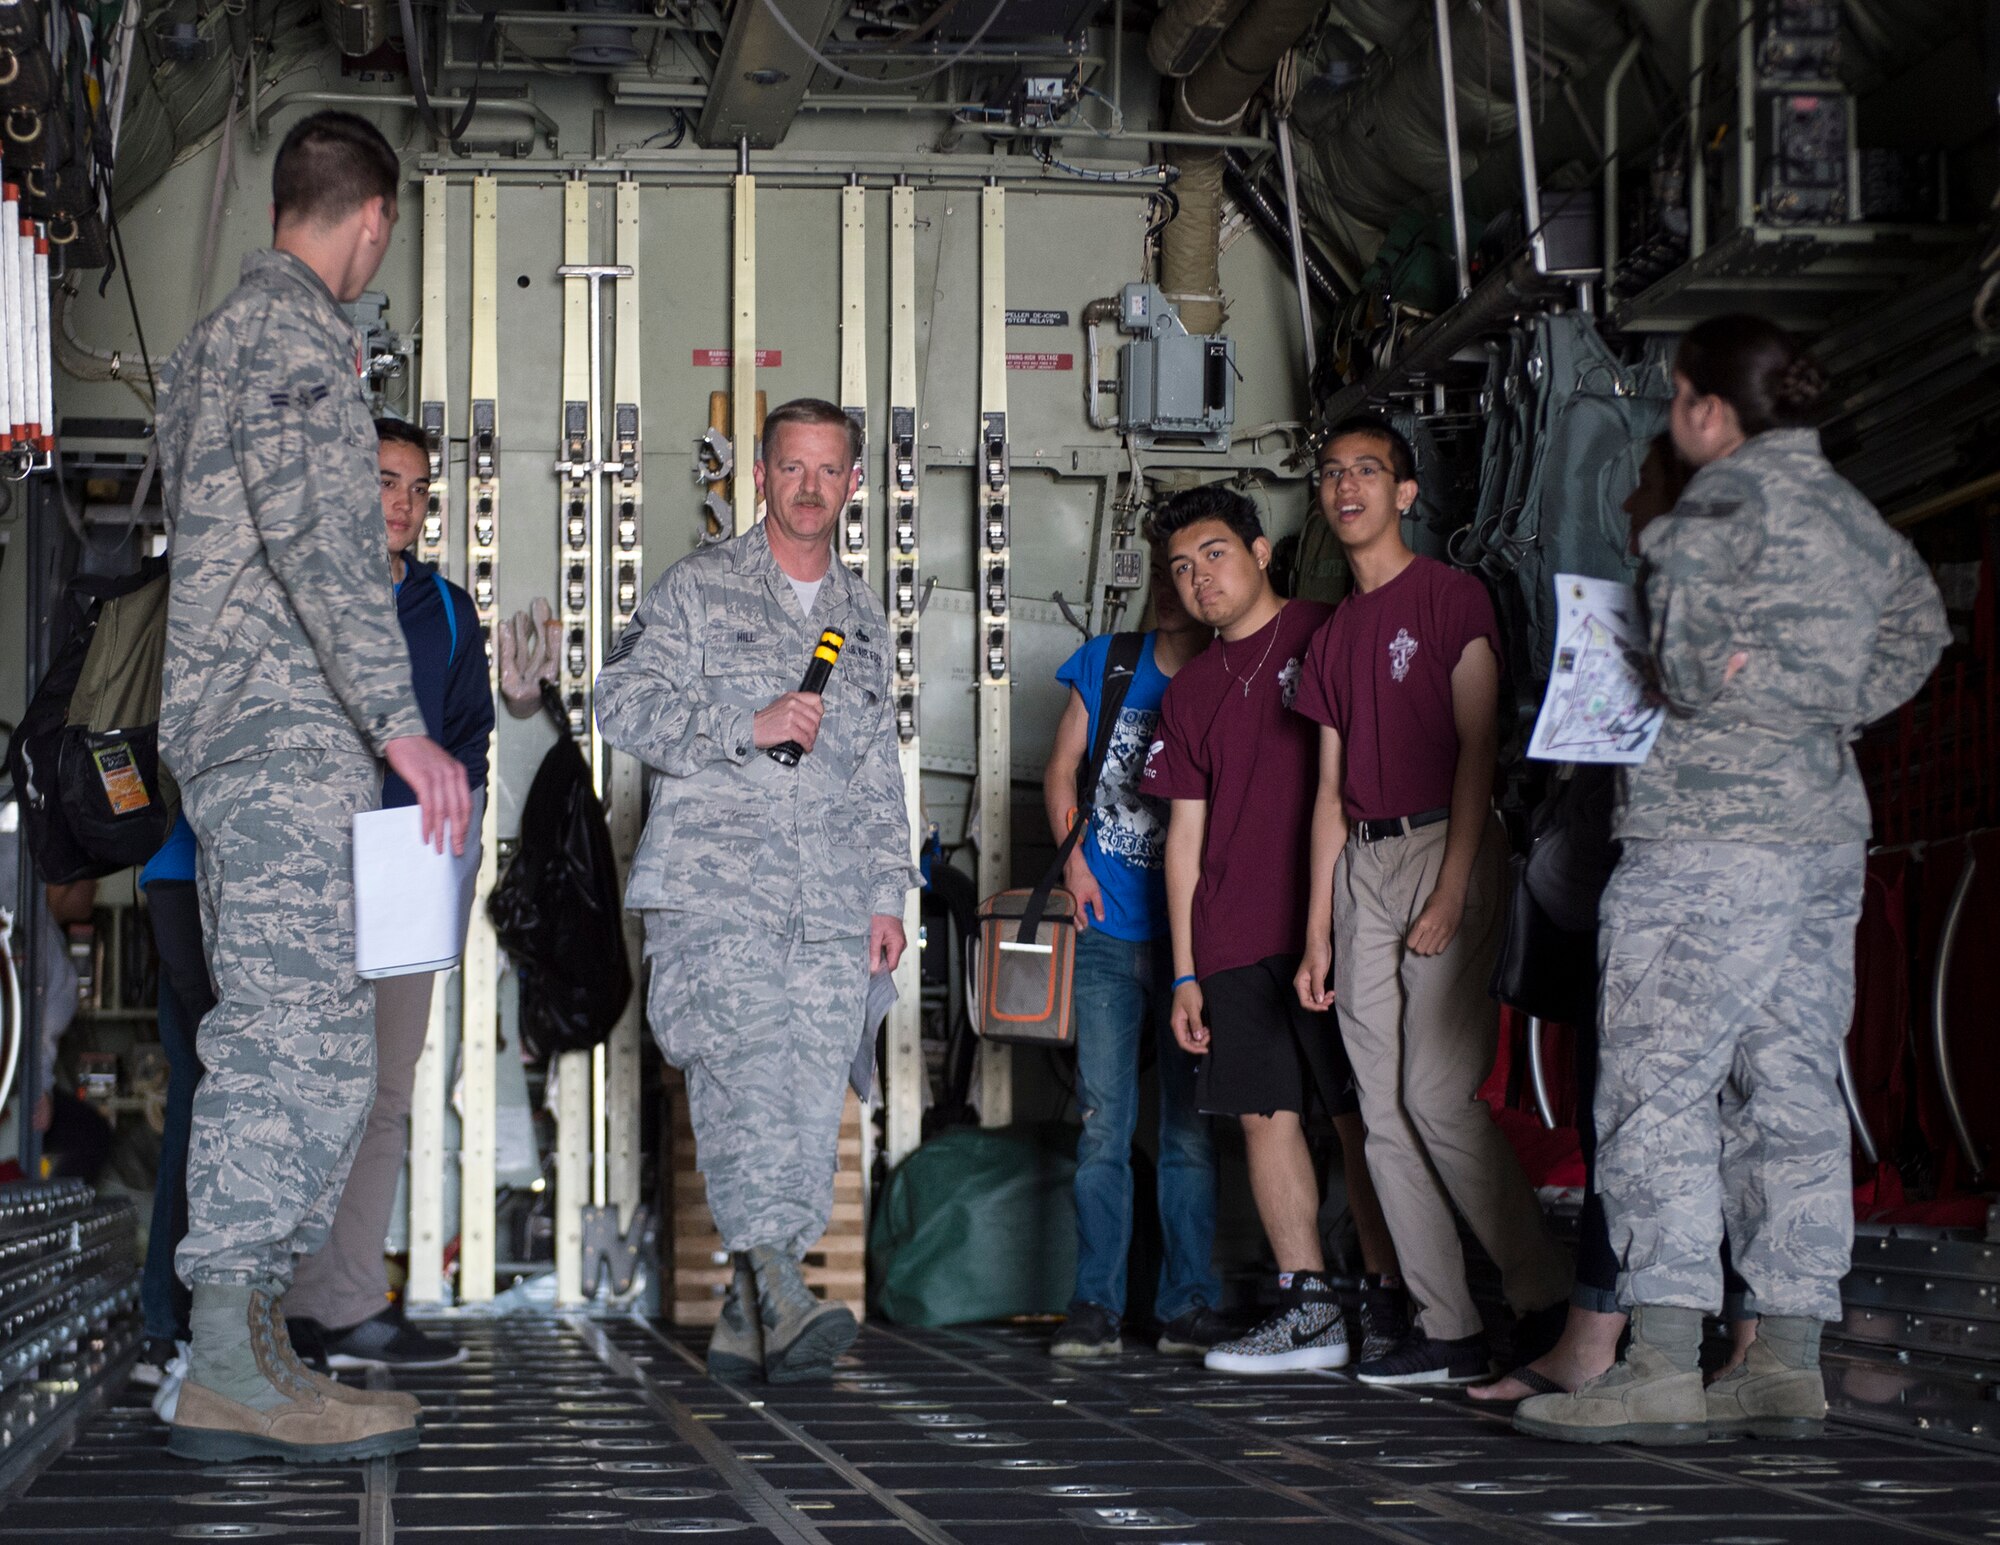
top-left (884, 181), bottom-right (925, 1168)
top-left (604, 176), bottom-right (645, 1237)
top-left (554, 176), bottom-right (596, 1305)
top-left (731, 154), bottom-right (757, 534)
top-left (839, 180), bottom-right (868, 582)
top-left (460, 173), bottom-right (503, 1304)
top-left (407, 172), bottom-right (452, 1304)
top-left (976, 182), bottom-right (1012, 1126)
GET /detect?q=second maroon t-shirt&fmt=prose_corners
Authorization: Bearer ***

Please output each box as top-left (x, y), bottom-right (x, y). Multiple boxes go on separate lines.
top-left (1292, 554), bottom-right (1501, 824)
top-left (1141, 599), bottom-right (1332, 979)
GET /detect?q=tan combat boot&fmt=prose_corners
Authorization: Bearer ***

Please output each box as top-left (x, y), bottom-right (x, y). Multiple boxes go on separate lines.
top-left (749, 1244), bottom-right (856, 1384)
top-left (707, 1254), bottom-right (765, 1380)
top-left (168, 1285), bottom-right (420, 1464)
top-left (1706, 1315), bottom-right (1826, 1440)
top-left (259, 1295), bottom-right (423, 1422)
top-left (1514, 1305), bottom-right (1708, 1446)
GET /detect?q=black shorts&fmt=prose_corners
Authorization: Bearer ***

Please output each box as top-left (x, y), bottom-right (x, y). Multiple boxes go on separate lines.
top-left (1196, 952), bottom-right (1360, 1119)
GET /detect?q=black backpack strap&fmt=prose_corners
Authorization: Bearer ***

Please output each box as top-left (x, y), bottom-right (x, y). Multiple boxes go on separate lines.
top-left (1014, 632), bottom-right (1146, 945)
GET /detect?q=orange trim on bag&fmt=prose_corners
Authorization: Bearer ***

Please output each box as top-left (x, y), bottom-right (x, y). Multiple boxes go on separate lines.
top-left (980, 919), bottom-right (1073, 1035)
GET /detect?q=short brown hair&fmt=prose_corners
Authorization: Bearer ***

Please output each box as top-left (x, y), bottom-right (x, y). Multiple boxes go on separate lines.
top-left (761, 397), bottom-right (862, 467)
top-left (272, 111), bottom-right (400, 228)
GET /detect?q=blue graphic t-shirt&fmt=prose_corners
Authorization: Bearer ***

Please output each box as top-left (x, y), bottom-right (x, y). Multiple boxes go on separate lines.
top-left (1056, 631), bottom-right (1171, 942)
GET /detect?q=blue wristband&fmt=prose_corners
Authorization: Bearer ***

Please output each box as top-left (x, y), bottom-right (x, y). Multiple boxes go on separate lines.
top-left (1171, 974), bottom-right (1197, 990)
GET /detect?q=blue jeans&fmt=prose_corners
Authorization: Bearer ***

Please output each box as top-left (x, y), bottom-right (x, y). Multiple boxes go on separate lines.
top-left (143, 881), bottom-right (210, 1345)
top-left (1069, 927), bottom-right (1219, 1323)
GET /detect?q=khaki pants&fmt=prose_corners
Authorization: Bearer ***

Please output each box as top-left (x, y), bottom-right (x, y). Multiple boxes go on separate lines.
top-left (282, 971), bottom-right (435, 1330)
top-left (1333, 816), bottom-right (1571, 1341)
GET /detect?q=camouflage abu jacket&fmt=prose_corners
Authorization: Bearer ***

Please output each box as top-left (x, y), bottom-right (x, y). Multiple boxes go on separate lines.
top-left (1619, 427), bottom-right (1948, 844)
top-left (156, 250), bottom-right (424, 777)
top-left (595, 520), bottom-right (916, 940)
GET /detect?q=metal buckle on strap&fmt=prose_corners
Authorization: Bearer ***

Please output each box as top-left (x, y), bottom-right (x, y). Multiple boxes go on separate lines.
top-left (1357, 809), bottom-right (1449, 844)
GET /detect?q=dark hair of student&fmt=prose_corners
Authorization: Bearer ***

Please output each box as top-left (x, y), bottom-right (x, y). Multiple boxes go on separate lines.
top-left (272, 111), bottom-right (401, 229)
top-left (1675, 313), bottom-right (1828, 436)
top-left (761, 397), bottom-right (863, 466)
top-left (374, 417), bottom-right (429, 456)
top-left (1319, 413), bottom-right (1417, 482)
top-left (1144, 483), bottom-right (1264, 553)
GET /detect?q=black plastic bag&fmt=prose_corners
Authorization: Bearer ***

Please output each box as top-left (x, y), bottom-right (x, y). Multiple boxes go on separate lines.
top-left (6, 556), bottom-right (175, 885)
top-left (487, 686), bottom-right (633, 1061)
top-left (1490, 764), bottom-right (1619, 1025)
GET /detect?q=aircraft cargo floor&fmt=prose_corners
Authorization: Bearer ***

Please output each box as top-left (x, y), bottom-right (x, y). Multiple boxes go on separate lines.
top-left (7, 1316), bottom-right (2000, 1544)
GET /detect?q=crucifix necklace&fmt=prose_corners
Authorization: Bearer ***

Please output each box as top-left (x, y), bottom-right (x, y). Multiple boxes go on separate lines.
top-left (1221, 603), bottom-right (1284, 698)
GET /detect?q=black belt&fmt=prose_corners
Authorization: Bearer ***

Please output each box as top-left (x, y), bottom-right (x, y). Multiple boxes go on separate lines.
top-left (1354, 808), bottom-right (1450, 844)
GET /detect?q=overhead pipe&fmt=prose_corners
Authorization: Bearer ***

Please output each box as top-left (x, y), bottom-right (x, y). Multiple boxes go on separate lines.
top-left (1432, 0), bottom-right (1470, 298)
top-left (1155, 0), bottom-right (1321, 335)
top-left (1603, 35), bottom-right (1643, 284)
top-left (1273, 113), bottom-right (1317, 379)
top-left (1318, 245), bottom-right (1562, 423)
top-left (1689, 0), bottom-right (1718, 257)
top-left (1502, 0), bottom-right (1546, 272)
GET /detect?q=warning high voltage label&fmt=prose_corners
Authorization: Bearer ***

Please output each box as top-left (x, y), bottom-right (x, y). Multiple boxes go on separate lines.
top-left (1007, 352), bottom-right (1074, 371)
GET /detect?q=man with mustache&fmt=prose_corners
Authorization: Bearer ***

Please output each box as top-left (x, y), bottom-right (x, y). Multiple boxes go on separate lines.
top-left (597, 397), bottom-right (914, 1383)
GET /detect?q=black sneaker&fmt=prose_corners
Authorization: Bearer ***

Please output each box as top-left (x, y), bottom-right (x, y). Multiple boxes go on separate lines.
top-left (283, 1316), bottom-right (335, 1373)
top-left (323, 1304), bottom-right (468, 1370)
top-left (1359, 1277), bottom-right (1412, 1366)
top-left (1355, 1329), bottom-right (1492, 1387)
top-left (1205, 1274), bottom-right (1350, 1375)
top-left (1156, 1306), bottom-right (1233, 1356)
top-left (1052, 1302), bottom-right (1122, 1359)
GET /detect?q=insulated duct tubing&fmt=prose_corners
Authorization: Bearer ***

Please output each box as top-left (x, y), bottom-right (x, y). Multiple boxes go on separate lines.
top-left (1156, 0), bottom-right (1321, 335)
top-left (1146, 0), bottom-right (1248, 80)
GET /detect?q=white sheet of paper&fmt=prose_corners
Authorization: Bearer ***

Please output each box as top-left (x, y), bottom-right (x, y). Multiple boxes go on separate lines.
top-left (1527, 573), bottom-right (1666, 766)
top-left (850, 968), bottom-right (899, 1103)
top-left (353, 800), bottom-right (483, 980)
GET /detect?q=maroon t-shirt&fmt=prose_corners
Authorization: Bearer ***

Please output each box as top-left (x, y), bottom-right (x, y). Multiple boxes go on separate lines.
top-left (1141, 600), bottom-right (1332, 979)
top-left (1292, 556), bottom-right (1500, 824)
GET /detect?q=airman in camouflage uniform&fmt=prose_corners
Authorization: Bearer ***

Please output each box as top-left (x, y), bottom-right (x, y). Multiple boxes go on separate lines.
top-left (155, 112), bottom-right (466, 1465)
top-left (1520, 413), bottom-right (1946, 1447)
top-left (597, 400), bottom-right (914, 1383)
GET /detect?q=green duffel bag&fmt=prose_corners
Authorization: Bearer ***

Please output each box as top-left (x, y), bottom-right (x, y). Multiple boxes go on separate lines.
top-left (868, 1124), bottom-right (1078, 1327)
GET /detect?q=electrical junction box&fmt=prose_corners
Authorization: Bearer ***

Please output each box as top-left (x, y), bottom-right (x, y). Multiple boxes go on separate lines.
top-left (1116, 283), bottom-right (1236, 452)
top-left (1760, 91), bottom-right (1849, 224)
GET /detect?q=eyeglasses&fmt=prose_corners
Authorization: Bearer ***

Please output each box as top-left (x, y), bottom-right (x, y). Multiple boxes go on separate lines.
top-left (1317, 460), bottom-right (1391, 485)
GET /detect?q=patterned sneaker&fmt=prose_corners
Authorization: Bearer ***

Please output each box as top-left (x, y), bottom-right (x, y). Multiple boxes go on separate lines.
top-left (1156, 1306), bottom-right (1233, 1356)
top-left (1204, 1274), bottom-right (1350, 1375)
top-left (1052, 1302), bottom-right (1123, 1359)
top-left (1358, 1277), bottom-right (1411, 1366)
top-left (1355, 1329), bottom-right (1492, 1387)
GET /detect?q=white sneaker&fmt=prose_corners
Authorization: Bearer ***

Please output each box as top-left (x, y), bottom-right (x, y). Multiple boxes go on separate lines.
top-left (151, 1340), bottom-right (191, 1424)
top-left (1203, 1275), bottom-right (1351, 1375)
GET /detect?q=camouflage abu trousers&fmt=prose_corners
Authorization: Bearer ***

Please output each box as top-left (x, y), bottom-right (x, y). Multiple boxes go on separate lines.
top-left (643, 910), bottom-right (869, 1258)
top-left (175, 750), bottom-right (380, 1290)
top-left (1595, 838), bottom-right (1864, 1321)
